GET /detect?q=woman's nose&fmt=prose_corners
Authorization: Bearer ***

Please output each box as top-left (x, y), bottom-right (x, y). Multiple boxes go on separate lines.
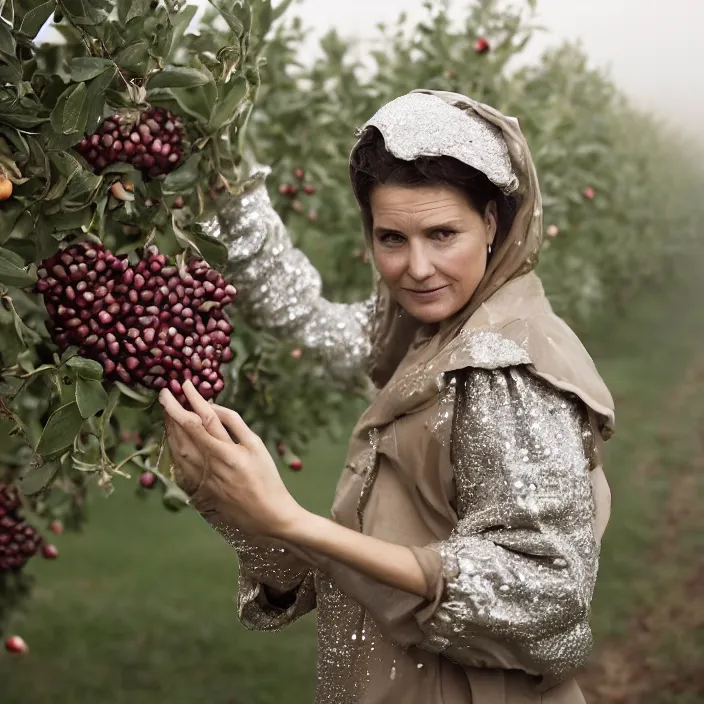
top-left (406, 241), bottom-right (436, 280)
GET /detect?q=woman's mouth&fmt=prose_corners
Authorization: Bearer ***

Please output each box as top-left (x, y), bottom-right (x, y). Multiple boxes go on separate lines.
top-left (405, 285), bottom-right (448, 299)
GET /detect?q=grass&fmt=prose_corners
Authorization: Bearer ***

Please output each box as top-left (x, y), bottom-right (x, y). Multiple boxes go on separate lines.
top-left (2, 261), bottom-right (704, 704)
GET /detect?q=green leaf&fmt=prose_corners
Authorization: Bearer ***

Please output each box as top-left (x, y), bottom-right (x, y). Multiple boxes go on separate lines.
top-left (49, 150), bottom-right (84, 180)
top-left (18, 0), bottom-right (56, 39)
top-left (208, 78), bottom-right (248, 131)
top-left (257, 0), bottom-right (273, 37)
top-left (167, 4), bottom-right (198, 59)
top-left (61, 0), bottom-right (111, 26)
top-left (115, 40), bottom-right (150, 75)
top-left (69, 56), bottom-right (115, 81)
top-left (0, 247), bottom-right (36, 287)
top-left (0, 202), bottom-right (24, 244)
top-left (0, 50), bottom-right (22, 85)
top-left (19, 460), bottom-right (60, 496)
top-left (61, 170), bottom-right (103, 211)
top-left (210, 0), bottom-right (250, 37)
top-left (84, 65), bottom-right (118, 134)
top-left (272, 0), bottom-right (294, 22)
top-left (66, 356), bottom-right (104, 380)
top-left (162, 152), bottom-right (202, 193)
top-left (0, 20), bottom-right (15, 54)
top-left (0, 110), bottom-right (48, 130)
top-left (60, 345), bottom-right (81, 364)
top-left (75, 377), bottom-right (109, 418)
top-left (50, 82), bottom-right (86, 135)
top-left (35, 401), bottom-right (84, 459)
top-left (61, 81), bottom-right (88, 134)
top-left (101, 385), bottom-right (121, 426)
top-left (192, 227), bottom-right (229, 266)
top-left (117, 0), bottom-right (147, 24)
top-left (115, 381), bottom-right (156, 406)
top-left (148, 66), bottom-right (212, 90)
top-left (170, 214), bottom-right (201, 255)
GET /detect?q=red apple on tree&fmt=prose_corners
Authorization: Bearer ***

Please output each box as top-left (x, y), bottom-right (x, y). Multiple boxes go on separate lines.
top-left (4, 635), bottom-right (28, 654)
top-left (41, 544), bottom-right (59, 559)
top-left (474, 37), bottom-right (490, 54)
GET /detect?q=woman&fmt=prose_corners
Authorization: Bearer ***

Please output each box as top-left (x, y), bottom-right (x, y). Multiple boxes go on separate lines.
top-left (159, 90), bottom-right (615, 703)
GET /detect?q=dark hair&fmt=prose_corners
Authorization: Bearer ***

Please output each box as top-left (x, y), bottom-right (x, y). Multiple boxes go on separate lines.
top-left (350, 128), bottom-right (516, 251)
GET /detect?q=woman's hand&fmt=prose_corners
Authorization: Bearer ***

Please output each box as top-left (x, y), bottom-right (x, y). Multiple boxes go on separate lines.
top-left (159, 380), bottom-right (306, 539)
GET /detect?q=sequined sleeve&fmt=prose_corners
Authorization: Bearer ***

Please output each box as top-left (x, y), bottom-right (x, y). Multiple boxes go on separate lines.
top-left (415, 367), bottom-right (598, 683)
top-left (197, 513), bottom-right (316, 632)
top-left (200, 173), bottom-right (373, 386)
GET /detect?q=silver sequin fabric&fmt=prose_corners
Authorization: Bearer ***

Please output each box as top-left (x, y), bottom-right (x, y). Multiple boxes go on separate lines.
top-left (200, 183), bottom-right (373, 385)
top-left (420, 368), bottom-right (598, 683)
top-left (358, 92), bottom-right (519, 193)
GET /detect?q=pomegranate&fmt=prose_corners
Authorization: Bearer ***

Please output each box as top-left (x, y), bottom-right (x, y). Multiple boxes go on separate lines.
top-left (583, 187), bottom-right (596, 200)
top-left (49, 520), bottom-right (64, 535)
top-left (294, 168), bottom-right (305, 180)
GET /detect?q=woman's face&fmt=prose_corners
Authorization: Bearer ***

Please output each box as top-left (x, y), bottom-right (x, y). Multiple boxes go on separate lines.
top-left (370, 184), bottom-right (497, 324)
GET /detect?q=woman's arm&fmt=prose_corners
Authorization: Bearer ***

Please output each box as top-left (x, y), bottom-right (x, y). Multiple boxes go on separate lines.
top-left (163, 412), bottom-right (316, 632)
top-left (277, 512), bottom-right (430, 598)
top-left (407, 367), bottom-right (601, 683)
top-left (201, 167), bottom-right (373, 389)
top-left (163, 380), bottom-right (430, 597)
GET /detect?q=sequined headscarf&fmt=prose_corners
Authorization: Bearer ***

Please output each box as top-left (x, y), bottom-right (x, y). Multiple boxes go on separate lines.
top-left (347, 89), bottom-right (614, 439)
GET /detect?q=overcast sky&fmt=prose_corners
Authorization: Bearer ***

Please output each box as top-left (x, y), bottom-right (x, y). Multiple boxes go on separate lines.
top-left (224, 0), bottom-right (704, 140)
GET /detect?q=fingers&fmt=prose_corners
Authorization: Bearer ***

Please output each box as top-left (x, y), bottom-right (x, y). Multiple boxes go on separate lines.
top-left (160, 388), bottom-right (200, 426)
top-left (159, 389), bottom-right (225, 457)
top-left (212, 405), bottom-right (261, 452)
top-left (182, 380), bottom-right (230, 442)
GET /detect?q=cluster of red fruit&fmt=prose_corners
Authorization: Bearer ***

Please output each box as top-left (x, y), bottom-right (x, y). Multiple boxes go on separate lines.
top-left (279, 168), bottom-right (318, 221)
top-left (76, 107), bottom-right (185, 178)
top-left (0, 485), bottom-right (57, 575)
top-left (36, 243), bottom-right (237, 405)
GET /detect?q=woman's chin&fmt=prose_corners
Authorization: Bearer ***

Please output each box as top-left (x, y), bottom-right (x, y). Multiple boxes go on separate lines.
top-left (400, 297), bottom-right (458, 325)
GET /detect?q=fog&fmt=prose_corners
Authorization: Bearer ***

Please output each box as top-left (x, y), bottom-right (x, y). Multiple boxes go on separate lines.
top-left (197, 0), bottom-right (704, 139)
top-left (36, 0), bottom-right (704, 140)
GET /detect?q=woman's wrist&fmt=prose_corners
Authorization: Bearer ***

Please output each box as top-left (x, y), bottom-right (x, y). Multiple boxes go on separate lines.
top-left (274, 504), bottom-right (318, 543)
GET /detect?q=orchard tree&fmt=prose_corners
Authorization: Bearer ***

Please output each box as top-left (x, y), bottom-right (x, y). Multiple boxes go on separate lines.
top-left (0, 0), bottom-right (328, 644)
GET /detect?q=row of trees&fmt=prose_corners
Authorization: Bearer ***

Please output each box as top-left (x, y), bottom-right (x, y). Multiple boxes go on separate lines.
top-left (1, 0), bottom-right (702, 643)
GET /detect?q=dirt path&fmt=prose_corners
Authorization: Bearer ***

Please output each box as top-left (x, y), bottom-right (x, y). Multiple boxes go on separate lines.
top-left (578, 359), bottom-right (704, 703)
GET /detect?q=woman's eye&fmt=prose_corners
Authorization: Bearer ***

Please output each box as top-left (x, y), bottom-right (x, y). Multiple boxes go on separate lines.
top-left (379, 232), bottom-right (405, 245)
top-left (432, 229), bottom-right (456, 241)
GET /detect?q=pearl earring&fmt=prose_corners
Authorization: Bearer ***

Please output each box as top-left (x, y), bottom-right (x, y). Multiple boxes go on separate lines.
top-left (488, 244), bottom-right (492, 255)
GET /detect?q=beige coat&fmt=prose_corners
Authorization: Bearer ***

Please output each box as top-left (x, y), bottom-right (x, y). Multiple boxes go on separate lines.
top-left (198, 91), bottom-right (615, 704)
